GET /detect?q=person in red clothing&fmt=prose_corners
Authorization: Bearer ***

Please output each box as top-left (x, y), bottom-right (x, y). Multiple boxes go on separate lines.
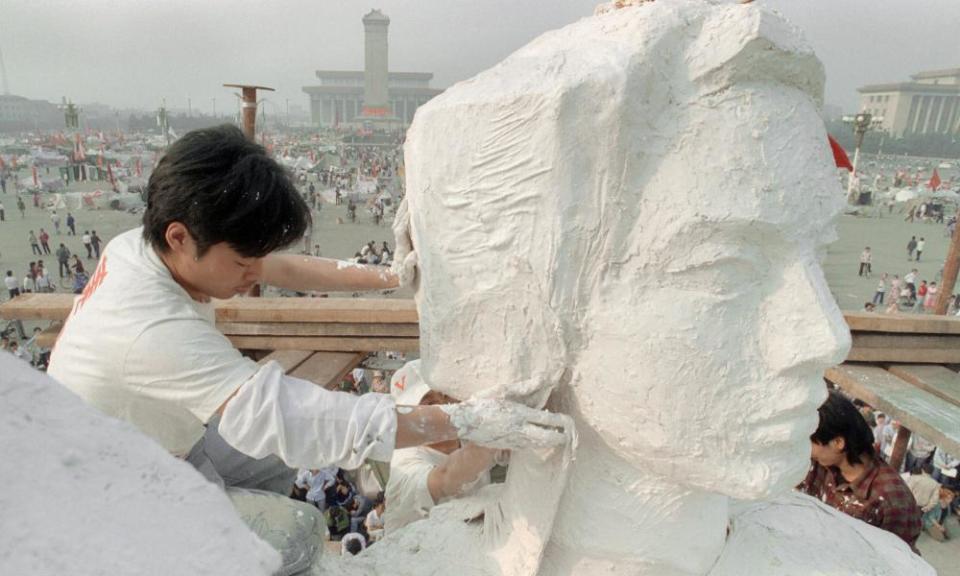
top-left (799, 389), bottom-right (922, 551)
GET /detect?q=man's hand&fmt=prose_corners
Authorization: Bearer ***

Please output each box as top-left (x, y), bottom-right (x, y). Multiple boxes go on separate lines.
top-left (391, 197), bottom-right (418, 290)
top-left (441, 399), bottom-right (573, 451)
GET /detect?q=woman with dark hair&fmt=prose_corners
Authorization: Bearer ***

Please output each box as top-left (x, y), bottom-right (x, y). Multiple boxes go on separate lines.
top-left (47, 125), bottom-right (568, 498)
top-left (799, 390), bottom-right (922, 550)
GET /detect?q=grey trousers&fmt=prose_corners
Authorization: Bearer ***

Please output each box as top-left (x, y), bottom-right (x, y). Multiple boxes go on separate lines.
top-left (186, 413), bottom-right (296, 495)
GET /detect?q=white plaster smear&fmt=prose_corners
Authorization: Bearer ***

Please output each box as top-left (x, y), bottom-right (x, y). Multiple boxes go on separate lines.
top-left (0, 353), bottom-right (280, 576)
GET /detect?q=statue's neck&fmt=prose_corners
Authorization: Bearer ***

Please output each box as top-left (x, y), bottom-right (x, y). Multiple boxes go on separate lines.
top-left (542, 434), bottom-right (729, 576)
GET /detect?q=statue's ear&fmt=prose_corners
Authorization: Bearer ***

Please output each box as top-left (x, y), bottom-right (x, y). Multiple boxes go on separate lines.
top-left (687, 6), bottom-right (825, 107)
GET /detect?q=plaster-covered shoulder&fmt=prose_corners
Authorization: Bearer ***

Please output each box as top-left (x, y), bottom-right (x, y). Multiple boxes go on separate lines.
top-left (711, 491), bottom-right (935, 576)
top-left (0, 354), bottom-right (279, 576)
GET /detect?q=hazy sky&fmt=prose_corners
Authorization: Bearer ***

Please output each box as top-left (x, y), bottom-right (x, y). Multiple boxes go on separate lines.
top-left (2, 0), bottom-right (958, 114)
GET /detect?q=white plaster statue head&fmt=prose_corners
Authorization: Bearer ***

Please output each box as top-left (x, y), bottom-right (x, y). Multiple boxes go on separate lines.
top-left (403, 0), bottom-right (851, 500)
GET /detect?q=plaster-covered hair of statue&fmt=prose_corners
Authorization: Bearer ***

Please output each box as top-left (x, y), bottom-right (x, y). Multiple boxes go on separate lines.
top-left (405, 0), bottom-right (848, 498)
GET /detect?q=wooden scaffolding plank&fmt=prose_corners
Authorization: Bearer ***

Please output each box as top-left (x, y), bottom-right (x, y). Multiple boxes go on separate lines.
top-left (885, 364), bottom-right (960, 409)
top-left (852, 333), bottom-right (960, 349)
top-left (218, 322), bottom-right (420, 338)
top-left (844, 311), bottom-right (960, 335)
top-left (846, 347), bottom-right (960, 363)
top-left (256, 350), bottom-right (315, 372)
top-left (215, 298), bottom-right (418, 324)
top-left (0, 294), bottom-right (419, 324)
top-left (0, 293), bottom-right (75, 320)
top-left (289, 352), bottom-right (365, 390)
top-left (227, 335), bottom-right (419, 353)
top-left (825, 365), bottom-right (960, 457)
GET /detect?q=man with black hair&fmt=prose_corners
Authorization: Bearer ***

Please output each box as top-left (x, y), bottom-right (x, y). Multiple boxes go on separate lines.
top-left (48, 125), bottom-right (567, 498)
top-left (798, 389), bottom-right (922, 550)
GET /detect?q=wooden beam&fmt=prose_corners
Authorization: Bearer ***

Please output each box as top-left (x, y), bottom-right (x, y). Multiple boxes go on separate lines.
top-left (824, 365), bottom-right (960, 457)
top-left (214, 298), bottom-right (418, 324)
top-left (889, 426), bottom-right (911, 472)
top-left (218, 322), bottom-right (419, 338)
top-left (0, 294), bottom-right (419, 324)
top-left (843, 311), bottom-right (960, 335)
top-left (852, 333), bottom-right (960, 349)
top-left (27, 325), bottom-right (420, 353)
top-left (0, 293), bottom-right (74, 320)
top-left (846, 347), bottom-right (960, 363)
top-left (289, 352), bottom-right (365, 390)
top-left (227, 335), bottom-right (419, 353)
top-left (885, 364), bottom-right (960, 409)
top-left (256, 350), bottom-right (315, 372)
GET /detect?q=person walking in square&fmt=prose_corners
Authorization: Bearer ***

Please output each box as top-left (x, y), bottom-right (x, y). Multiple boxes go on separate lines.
top-left (66, 212), bottom-right (76, 235)
top-left (56, 243), bottom-right (71, 279)
top-left (16, 196), bottom-right (25, 218)
top-left (906, 236), bottom-right (917, 260)
top-left (5, 270), bottom-right (20, 299)
top-left (28, 230), bottom-right (41, 255)
top-left (0, 201), bottom-right (5, 222)
top-left (91, 230), bottom-right (102, 259)
top-left (858, 247), bottom-right (872, 277)
top-left (82, 231), bottom-right (93, 259)
top-left (38, 229), bottom-right (51, 255)
top-left (873, 273), bottom-right (887, 306)
top-left (916, 237), bottom-right (925, 262)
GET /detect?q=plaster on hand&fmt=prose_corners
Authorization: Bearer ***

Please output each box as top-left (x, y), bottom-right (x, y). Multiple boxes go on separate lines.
top-left (391, 196), bottom-right (418, 290)
top-left (442, 398), bottom-right (573, 450)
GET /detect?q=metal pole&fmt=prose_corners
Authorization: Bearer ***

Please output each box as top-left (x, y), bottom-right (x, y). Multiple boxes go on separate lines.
top-left (846, 128), bottom-right (865, 204)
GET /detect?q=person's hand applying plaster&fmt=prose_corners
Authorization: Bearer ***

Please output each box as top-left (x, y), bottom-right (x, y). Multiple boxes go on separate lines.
top-left (390, 196), bottom-right (419, 291)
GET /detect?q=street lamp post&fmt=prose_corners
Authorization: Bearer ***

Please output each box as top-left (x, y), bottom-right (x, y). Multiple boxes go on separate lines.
top-left (842, 112), bottom-right (883, 205)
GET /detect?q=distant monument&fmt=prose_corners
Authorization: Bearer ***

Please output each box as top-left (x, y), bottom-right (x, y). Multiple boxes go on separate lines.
top-left (360, 9), bottom-right (390, 119)
top-left (302, 9), bottom-right (442, 127)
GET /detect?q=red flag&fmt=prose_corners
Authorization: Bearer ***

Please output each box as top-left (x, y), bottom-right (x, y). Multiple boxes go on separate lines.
top-left (135, 157), bottom-right (142, 177)
top-left (107, 163), bottom-right (116, 187)
top-left (828, 135), bottom-right (852, 171)
top-left (32, 165), bottom-right (39, 187)
top-left (0, 156), bottom-right (5, 170)
top-left (929, 169), bottom-right (942, 191)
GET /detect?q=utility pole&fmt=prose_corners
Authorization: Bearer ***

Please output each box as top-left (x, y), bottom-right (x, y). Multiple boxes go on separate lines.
top-left (187, 97), bottom-right (192, 118)
top-left (157, 99), bottom-right (170, 147)
top-left (222, 83), bottom-right (274, 297)
top-left (212, 97), bottom-right (216, 119)
top-left (223, 83), bottom-right (274, 141)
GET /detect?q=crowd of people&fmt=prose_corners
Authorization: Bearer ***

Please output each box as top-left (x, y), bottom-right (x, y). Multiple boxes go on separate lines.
top-left (859, 237), bottom-right (960, 315)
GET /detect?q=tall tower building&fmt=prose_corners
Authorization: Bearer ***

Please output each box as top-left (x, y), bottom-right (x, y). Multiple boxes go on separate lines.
top-left (362, 9), bottom-right (390, 117)
top-left (303, 9), bottom-right (442, 127)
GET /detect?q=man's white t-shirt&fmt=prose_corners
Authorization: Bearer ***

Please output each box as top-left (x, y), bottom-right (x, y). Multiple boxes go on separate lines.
top-left (48, 228), bottom-right (255, 456)
top-left (4, 275), bottom-right (18, 290)
top-left (384, 445), bottom-right (490, 533)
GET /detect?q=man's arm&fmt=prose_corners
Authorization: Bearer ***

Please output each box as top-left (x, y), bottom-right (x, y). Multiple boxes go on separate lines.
top-left (260, 252), bottom-right (398, 293)
top-left (426, 443), bottom-right (498, 503)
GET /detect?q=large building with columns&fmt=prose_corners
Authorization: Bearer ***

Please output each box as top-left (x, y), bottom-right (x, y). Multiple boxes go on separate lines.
top-left (303, 9), bottom-right (442, 127)
top-left (858, 67), bottom-right (960, 137)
